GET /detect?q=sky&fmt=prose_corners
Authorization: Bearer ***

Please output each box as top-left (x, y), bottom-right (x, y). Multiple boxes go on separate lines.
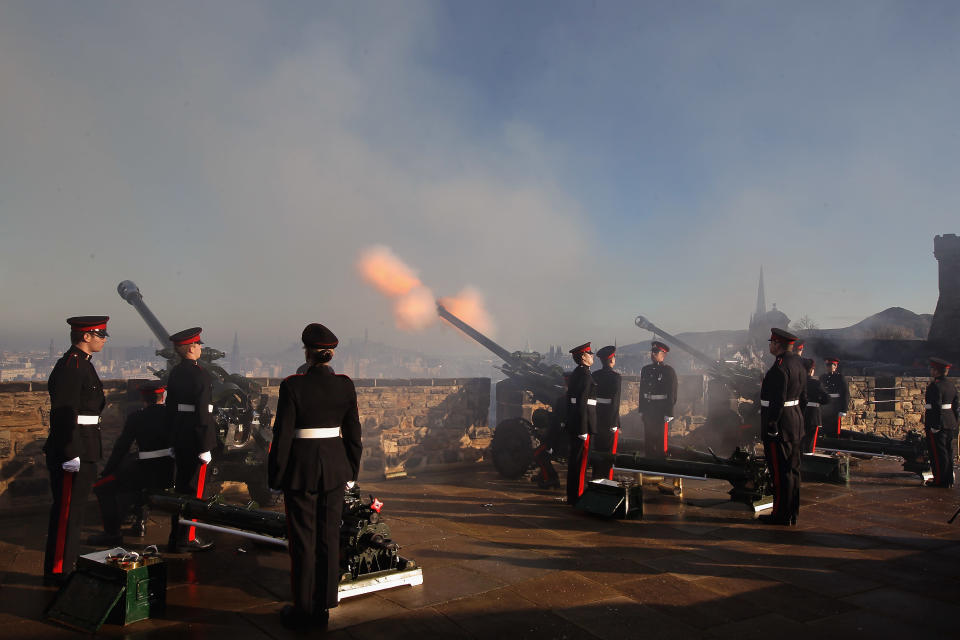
top-left (2, 1), bottom-right (958, 357)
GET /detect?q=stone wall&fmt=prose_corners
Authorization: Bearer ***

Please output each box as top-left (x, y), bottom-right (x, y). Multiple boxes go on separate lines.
top-left (0, 377), bottom-right (491, 509)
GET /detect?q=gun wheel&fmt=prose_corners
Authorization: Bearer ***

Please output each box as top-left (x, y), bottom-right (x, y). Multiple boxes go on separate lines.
top-left (491, 417), bottom-right (535, 479)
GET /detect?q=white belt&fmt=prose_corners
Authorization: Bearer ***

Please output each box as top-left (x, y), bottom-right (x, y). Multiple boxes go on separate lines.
top-left (77, 415), bottom-right (101, 425)
top-left (569, 398), bottom-right (598, 406)
top-left (807, 402), bottom-right (820, 407)
top-left (178, 404), bottom-right (214, 413)
top-left (596, 398), bottom-right (612, 405)
top-left (294, 427), bottom-right (341, 439)
top-left (760, 400), bottom-right (799, 407)
top-left (139, 448), bottom-right (174, 460)
top-left (829, 394), bottom-right (840, 398)
top-left (644, 394), bottom-right (668, 400)
top-left (926, 404), bottom-right (953, 410)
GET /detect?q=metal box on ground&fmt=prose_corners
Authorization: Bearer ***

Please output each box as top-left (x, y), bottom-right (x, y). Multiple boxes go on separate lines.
top-left (801, 452), bottom-right (850, 484)
top-left (575, 478), bottom-right (642, 519)
top-left (45, 548), bottom-right (166, 633)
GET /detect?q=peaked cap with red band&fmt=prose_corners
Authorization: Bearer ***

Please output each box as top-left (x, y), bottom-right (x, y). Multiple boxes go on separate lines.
top-left (824, 357), bottom-right (840, 364)
top-left (138, 381), bottom-right (166, 398)
top-left (170, 327), bottom-right (203, 346)
top-left (569, 342), bottom-right (592, 355)
top-left (651, 341), bottom-right (670, 353)
top-left (596, 345), bottom-right (616, 360)
top-left (929, 356), bottom-right (952, 370)
top-left (302, 323), bottom-right (338, 349)
top-left (769, 328), bottom-right (797, 344)
top-left (67, 316), bottom-right (109, 333)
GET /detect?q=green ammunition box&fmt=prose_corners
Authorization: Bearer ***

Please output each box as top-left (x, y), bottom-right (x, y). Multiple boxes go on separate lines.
top-left (45, 548), bottom-right (166, 633)
top-left (575, 479), bottom-right (642, 519)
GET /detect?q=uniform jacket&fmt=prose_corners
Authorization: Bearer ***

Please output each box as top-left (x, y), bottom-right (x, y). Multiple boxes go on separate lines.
top-left (268, 364), bottom-right (363, 492)
top-left (803, 377), bottom-right (831, 433)
top-left (45, 345), bottom-right (105, 463)
top-left (103, 403), bottom-right (174, 483)
top-left (165, 359), bottom-right (217, 455)
top-left (924, 377), bottom-right (959, 432)
top-left (639, 362), bottom-right (678, 421)
top-left (820, 371), bottom-right (850, 413)
top-left (760, 352), bottom-right (808, 443)
top-left (592, 367), bottom-right (622, 431)
top-left (565, 364), bottom-right (597, 437)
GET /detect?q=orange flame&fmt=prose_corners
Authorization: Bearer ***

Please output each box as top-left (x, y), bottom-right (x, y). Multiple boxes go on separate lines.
top-left (439, 287), bottom-right (495, 336)
top-left (357, 245), bottom-right (423, 297)
top-left (395, 286), bottom-right (436, 331)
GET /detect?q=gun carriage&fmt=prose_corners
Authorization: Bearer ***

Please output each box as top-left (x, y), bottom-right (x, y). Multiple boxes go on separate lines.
top-left (116, 280), bottom-right (276, 505)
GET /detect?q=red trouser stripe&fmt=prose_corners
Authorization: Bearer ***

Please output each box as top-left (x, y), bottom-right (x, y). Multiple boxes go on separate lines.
top-left (928, 431), bottom-right (942, 483)
top-left (812, 426), bottom-right (819, 453)
top-left (577, 436), bottom-right (590, 496)
top-left (189, 462), bottom-right (208, 542)
top-left (836, 415), bottom-right (842, 438)
top-left (609, 430), bottom-right (620, 480)
top-left (768, 442), bottom-right (782, 518)
top-left (93, 474), bottom-right (116, 488)
top-left (663, 421), bottom-right (669, 453)
top-left (52, 472), bottom-right (75, 574)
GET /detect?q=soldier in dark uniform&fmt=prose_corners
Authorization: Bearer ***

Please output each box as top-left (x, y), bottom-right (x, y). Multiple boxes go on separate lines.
top-left (90, 382), bottom-right (173, 545)
top-left (639, 341), bottom-right (678, 458)
top-left (923, 357), bottom-right (959, 488)
top-left (565, 343), bottom-right (596, 505)
top-left (758, 328), bottom-right (807, 526)
top-left (820, 357), bottom-right (849, 437)
top-left (43, 316), bottom-right (109, 585)
top-left (800, 358), bottom-right (831, 454)
top-left (268, 323), bottom-right (362, 631)
top-left (591, 346), bottom-right (622, 480)
top-left (166, 327), bottom-right (217, 552)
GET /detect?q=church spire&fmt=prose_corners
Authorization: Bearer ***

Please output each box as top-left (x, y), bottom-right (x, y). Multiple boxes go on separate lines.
top-left (754, 266), bottom-right (766, 319)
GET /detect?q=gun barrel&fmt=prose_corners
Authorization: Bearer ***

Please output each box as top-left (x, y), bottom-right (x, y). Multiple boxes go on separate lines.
top-left (117, 280), bottom-right (173, 349)
top-left (437, 303), bottom-right (517, 365)
top-left (147, 491), bottom-right (287, 539)
top-left (635, 315), bottom-right (718, 369)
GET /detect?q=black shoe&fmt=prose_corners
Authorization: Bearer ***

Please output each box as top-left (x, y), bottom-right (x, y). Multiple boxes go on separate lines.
top-left (43, 574), bottom-right (67, 588)
top-left (86, 532), bottom-right (124, 546)
top-left (312, 608), bottom-right (330, 628)
top-left (756, 514), bottom-right (791, 525)
top-left (128, 520), bottom-right (147, 537)
top-left (171, 536), bottom-right (215, 552)
top-left (537, 476), bottom-right (560, 489)
top-left (281, 605), bottom-right (311, 632)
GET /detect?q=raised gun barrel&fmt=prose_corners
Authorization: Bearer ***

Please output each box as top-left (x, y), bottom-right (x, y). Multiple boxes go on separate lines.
top-left (118, 280), bottom-right (173, 349)
top-left (817, 429), bottom-right (930, 476)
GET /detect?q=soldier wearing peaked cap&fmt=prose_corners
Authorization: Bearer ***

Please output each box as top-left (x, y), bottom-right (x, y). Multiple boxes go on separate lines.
top-left (43, 316), bottom-right (109, 585)
top-left (165, 327), bottom-right (217, 552)
top-left (820, 357), bottom-right (849, 438)
top-left (923, 357), bottom-right (959, 488)
top-left (565, 343), bottom-right (597, 505)
top-left (757, 328), bottom-right (807, 526)
top-left (591, 346), bottom-right (622, 480)
top-left (639, 341), bottom-right (681, 493)
top-left (269, 323), bottom-right (362, 631)
top-left (800, 358), bottom-right (831, 454)
top-left (90, 381), bottom-right (173, 545)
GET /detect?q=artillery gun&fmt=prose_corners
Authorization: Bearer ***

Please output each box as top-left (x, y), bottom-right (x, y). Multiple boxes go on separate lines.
top-left (116, 280), bottom-right (276, 505)
top-left (436, 303), bottom-right (566, 478)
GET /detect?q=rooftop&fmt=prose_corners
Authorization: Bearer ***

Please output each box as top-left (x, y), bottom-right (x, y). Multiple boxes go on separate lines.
top-left (1, 459), bottom-right (958, 639)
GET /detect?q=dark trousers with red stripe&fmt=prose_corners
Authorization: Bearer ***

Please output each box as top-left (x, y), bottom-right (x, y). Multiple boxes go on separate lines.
top-left (642, 414), bottom-right (669, 458)
top-left (591, 428), bottom-right (618, 479)
top-left (800, 426), bottom-right (820, 454)
top-left (926, 428), bottom-right (956, 487)
top-left (170, 450), bottom-right (209, 543)
top-left (566, 434), bottom-right (590, 504)
top-left (284, 486), bottom-right (344, 614)
top-left (44, 460), bottom-right (96, 577)
top-left (763, 439), bottom-right (801, 522)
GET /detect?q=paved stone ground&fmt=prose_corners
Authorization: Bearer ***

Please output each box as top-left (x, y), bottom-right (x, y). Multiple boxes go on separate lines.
top-left (1, 458), bottom-right (959, 639)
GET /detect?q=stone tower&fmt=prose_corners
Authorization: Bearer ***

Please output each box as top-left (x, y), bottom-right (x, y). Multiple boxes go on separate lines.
top-left (929, 233), bottom-right (960, 348)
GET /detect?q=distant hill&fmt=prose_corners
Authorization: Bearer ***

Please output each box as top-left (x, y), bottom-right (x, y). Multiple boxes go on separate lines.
top-left (812, 307), bottom-right (932, 341)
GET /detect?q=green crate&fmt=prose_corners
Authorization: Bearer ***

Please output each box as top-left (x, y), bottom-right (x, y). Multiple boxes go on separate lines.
top-left (46, 548), bottom-right (166, 633)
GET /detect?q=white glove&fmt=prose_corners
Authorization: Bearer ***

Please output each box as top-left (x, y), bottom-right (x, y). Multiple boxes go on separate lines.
top-left (578, 433), bottom-right (588, 441)
top-left (611, 426), bottom-right (619, 432)
top-left (198, 451), bottom-right (212, 464)
top-left (62, 457), bottom-right (80, 473)
top-left (839, 412), bottom-right (847, 417)
top-left (665, 416), bottom-right (674, 423)
top-left (346, 480), bottom-right (356, 490)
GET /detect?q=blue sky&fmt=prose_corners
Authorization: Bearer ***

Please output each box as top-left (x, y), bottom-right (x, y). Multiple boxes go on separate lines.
top-left (1, 1), bottom-right (958, 355)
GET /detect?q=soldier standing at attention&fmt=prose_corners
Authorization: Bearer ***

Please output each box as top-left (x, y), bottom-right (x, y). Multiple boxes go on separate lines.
top-left (90, 381), bottom-right (173, 545)
top-left (44, 316), bottom-right (109, 585)
top-left (591, 346), bottom-right (622, 480)
top-left (269, 323), bottom-right (362, 631)
top-left (800, 359), bottom-right (831, 454)
top-left (820, 357), bottom-right (849, 437)
top-left (639, 341), bottom-right (680, 493)
top-left (923, 357), bottom-right (959, 488)
top-left (565, 343), bottom-right (597, 505)
top-left (166, 327), bottom-right (216, 552)
top-left (758, 328), bottom-right (807, 526)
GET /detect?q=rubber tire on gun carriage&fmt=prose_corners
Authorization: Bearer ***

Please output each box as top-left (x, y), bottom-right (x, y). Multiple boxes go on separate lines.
top-left (490, 417), bottom-right (536, 479)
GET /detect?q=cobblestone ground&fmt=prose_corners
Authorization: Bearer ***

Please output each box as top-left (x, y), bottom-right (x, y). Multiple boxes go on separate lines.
top-left (1, 458), bottom-right (958, 639)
